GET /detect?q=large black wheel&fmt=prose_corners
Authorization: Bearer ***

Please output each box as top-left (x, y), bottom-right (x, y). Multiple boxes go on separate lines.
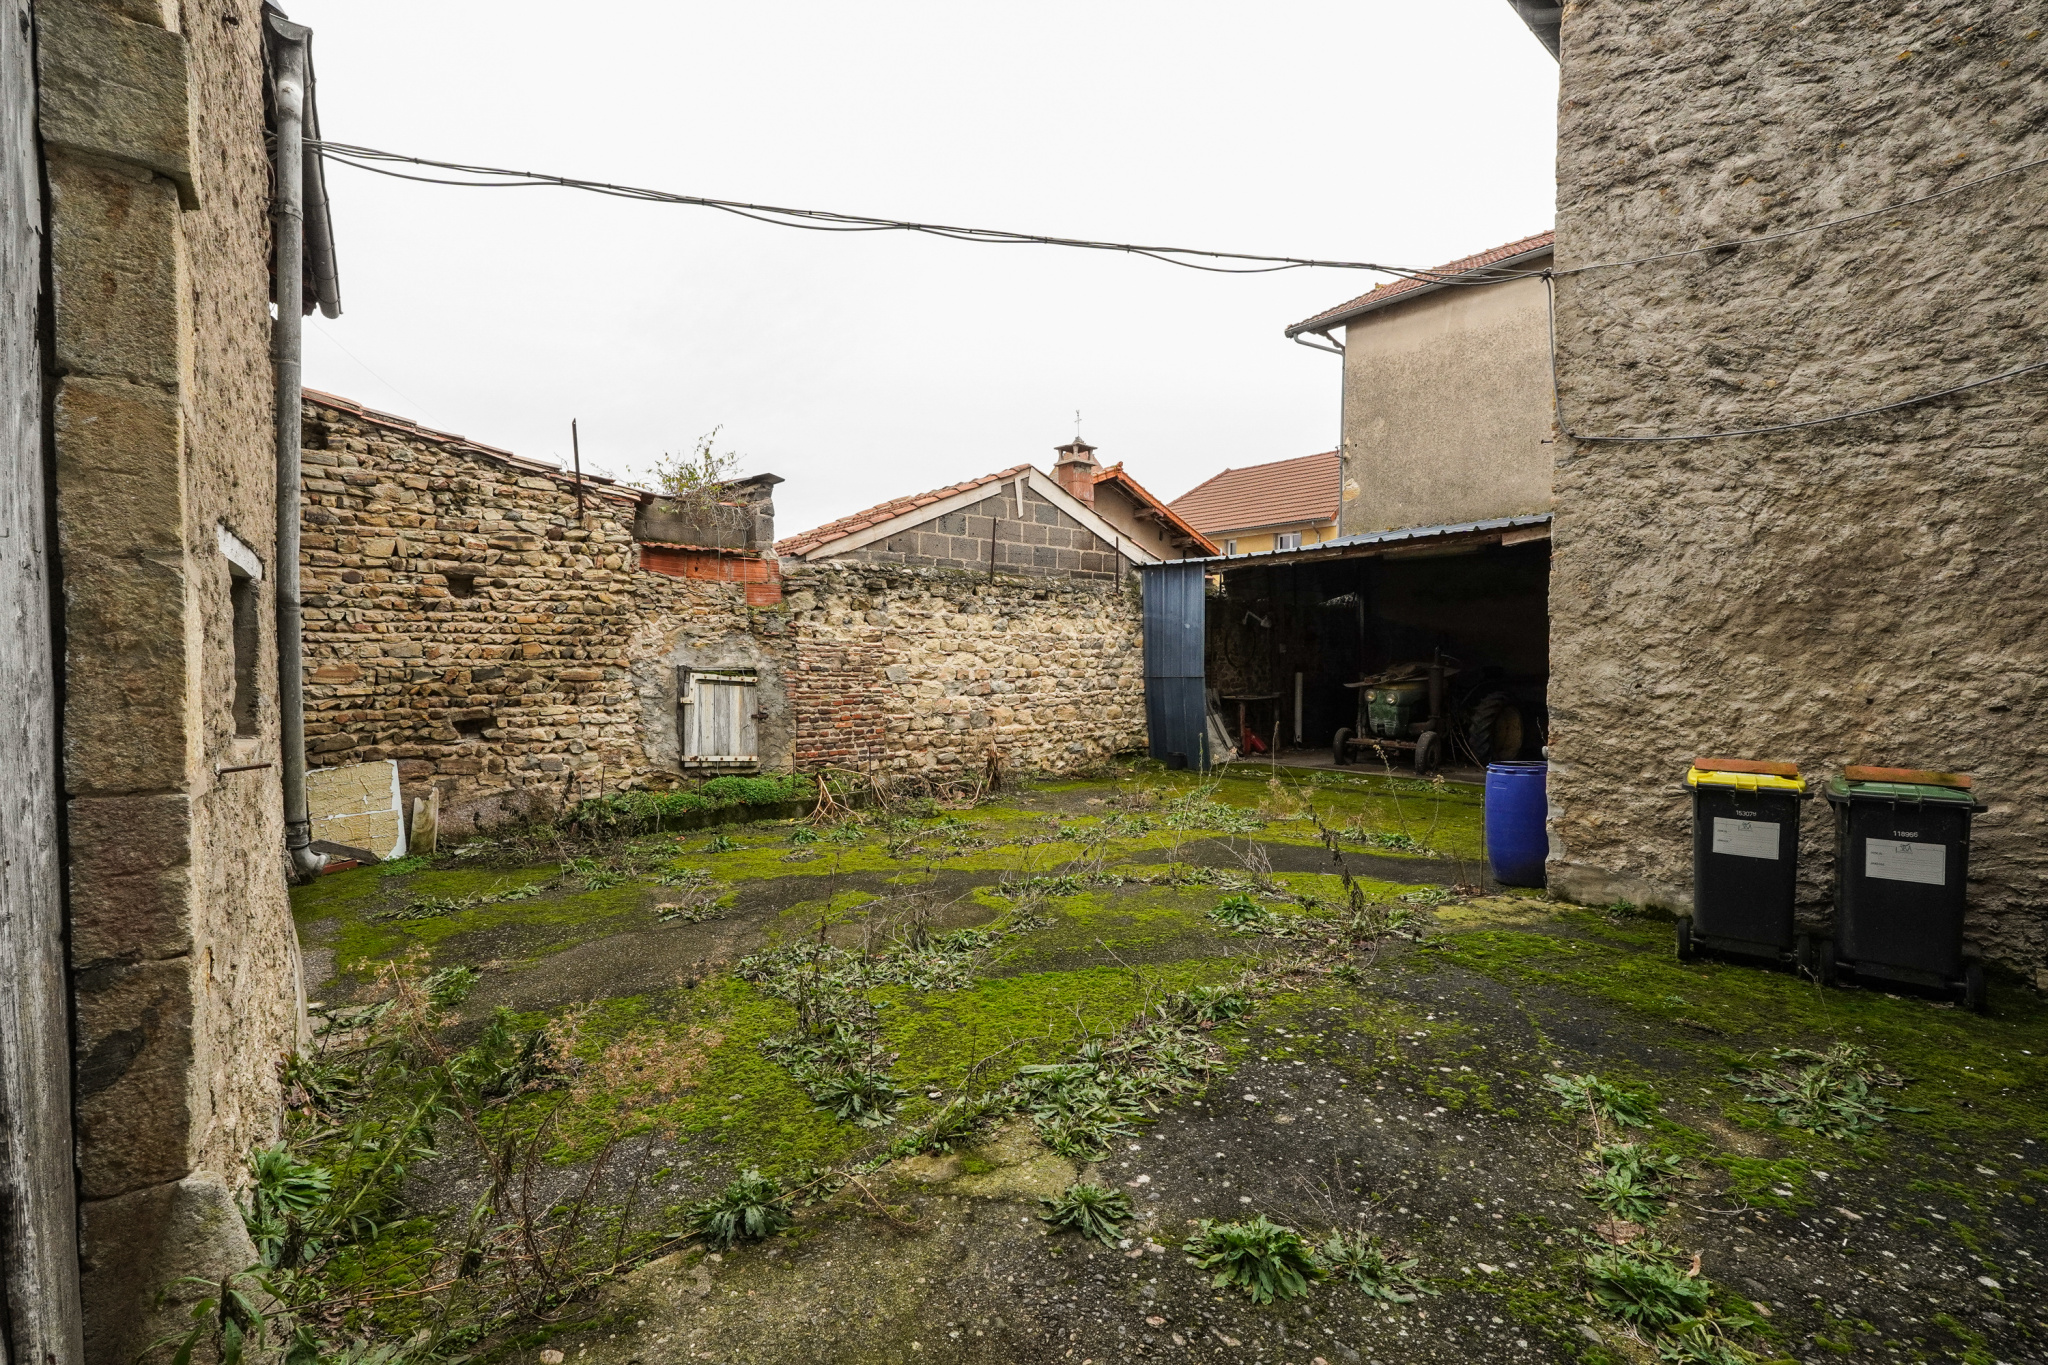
top-left (1675, 915), bottom-right (1695, 962)
top-left (1467, 691), bottom-right (1525, 764)
top-left (1413, 730), bottom-right (1440, 775)
top-left (1963, 960), bottom-right (1988, 1014)
top-left (1331, 728), bottom-right (1351, 767)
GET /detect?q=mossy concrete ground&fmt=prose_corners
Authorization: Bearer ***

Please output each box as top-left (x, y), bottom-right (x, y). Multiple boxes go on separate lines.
top-left (292, 766), bottom-right (2048, 1364)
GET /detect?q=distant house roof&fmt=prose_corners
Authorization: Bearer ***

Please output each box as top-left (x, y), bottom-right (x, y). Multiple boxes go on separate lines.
top-left (1284, 230), bottom-right (1555, 338)
top-left (775, 465), bottom-right (1160, 565)
top-left (773, 466), bottom-right (1033, 558)
top-left (1091, 462), bottom-right (1220, 555)
top-left (1166, 451), bottom-right (1340, 538)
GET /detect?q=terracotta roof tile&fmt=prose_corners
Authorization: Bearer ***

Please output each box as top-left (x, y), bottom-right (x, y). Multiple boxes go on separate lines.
top-left (1091, 463), bottom-right (1219, 554)
top-left (1286, 229), bottom-right (1554, 336)
top-left (1166, 451), bottom-right (1339, 538)
top-left (774, 464), bottom-right (1035, 557)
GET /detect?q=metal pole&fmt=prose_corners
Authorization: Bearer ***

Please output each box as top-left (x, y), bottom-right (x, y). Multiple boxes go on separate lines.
top-left (268, 13), bottom-right (323, 879)
top-left (571, 418), bottom-right (584, 517)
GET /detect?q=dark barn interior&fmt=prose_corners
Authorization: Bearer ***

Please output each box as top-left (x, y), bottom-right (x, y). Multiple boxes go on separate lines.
top-left (1204, 527), bottom-right (1550, 772)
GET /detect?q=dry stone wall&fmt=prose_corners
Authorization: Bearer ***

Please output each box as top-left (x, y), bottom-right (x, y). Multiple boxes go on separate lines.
top-left (300, 395), bottom-right (677, 837)
top-left (781, 563), bottom-right (1146, 779)
top-left (303, 398), bottom-right (1144, 830)
top-left (1547, 4), bottom-right (2047, 975)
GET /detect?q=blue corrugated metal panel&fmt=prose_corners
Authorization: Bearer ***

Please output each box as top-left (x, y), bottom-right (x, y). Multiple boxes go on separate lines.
top-left (1139, 562), bottom-right (1207, 769)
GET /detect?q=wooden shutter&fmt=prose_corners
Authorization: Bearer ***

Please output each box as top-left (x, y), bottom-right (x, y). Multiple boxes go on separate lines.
top-left (682, 670), bottom-right (758, 762)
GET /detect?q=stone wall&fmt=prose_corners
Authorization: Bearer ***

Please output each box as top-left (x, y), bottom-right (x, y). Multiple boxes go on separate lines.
top-left (781, 563), bottom-right (1146, 779)
top-left (300, 394), bottom-right (677, 837)
top-left (1546, 4), bottom-right (2048, 975)
top-left (39, 0), bottom-right (302, 1350)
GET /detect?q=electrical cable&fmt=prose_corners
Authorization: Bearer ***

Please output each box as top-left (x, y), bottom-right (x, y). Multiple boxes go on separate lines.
top-left (310, 140), bottom-right (1531, 282)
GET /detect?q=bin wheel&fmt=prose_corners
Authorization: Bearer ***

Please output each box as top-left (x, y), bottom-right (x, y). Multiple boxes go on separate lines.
top-left (1675, 915), bottom-right (1694, 962)
top-left (1963, 960), bottom-right (1988, 1014)
top-left (1815, 938), bottom-right (1838, 988)
top-left (1331, 728), bottom-right (1351, 767)
top-left (1413, 731), bottom-right (1440, 775)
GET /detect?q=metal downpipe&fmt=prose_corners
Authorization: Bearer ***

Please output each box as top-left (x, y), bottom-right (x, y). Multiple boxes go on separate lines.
top-left (267, 13), bottom-right (324, 879)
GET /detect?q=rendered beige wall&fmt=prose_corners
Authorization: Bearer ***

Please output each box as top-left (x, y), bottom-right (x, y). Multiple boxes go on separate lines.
top-left (42, 0), bottom-right (298, 1353)
top-left (1338, 269), bottom-right (1554, 535)
top-left (1545, 5), bottom-right (2046, 977)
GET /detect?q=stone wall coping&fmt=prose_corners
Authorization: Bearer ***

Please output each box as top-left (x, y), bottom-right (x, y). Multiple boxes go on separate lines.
top-left (305, 390), bottom-right (649, 509)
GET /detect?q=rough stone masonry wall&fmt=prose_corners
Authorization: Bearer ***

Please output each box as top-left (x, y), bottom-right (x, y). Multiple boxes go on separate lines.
top-left (40, 0), bottom-right (302, 1352)
top-left (300, 397), bottom-right (701, 838)
top-left (1547, 5), bottom-right (2047, 975)
top-left (781, 562), bottom-right (1146, 780)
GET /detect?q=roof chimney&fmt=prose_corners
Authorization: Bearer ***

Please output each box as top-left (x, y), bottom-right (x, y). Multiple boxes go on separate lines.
top-left (1052, 438), bottom-right (1099, 506)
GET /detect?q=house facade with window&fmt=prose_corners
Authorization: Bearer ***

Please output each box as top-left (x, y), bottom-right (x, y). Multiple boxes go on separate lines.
top-left (1165, 450), bottom-right (1341, 556)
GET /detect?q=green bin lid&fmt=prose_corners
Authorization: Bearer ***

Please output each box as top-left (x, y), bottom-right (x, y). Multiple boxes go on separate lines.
top-left (1825, 768), bottom-right (1980, 804)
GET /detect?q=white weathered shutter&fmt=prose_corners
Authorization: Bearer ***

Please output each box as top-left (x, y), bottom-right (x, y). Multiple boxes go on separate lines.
top-left (683, 670), bottom-right (758, 761)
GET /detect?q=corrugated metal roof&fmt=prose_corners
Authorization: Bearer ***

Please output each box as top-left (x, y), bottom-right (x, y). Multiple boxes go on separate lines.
top-left (1191, 513), bottom-right (1552, 566)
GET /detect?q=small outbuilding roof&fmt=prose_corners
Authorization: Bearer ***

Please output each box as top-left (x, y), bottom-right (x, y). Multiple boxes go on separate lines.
top-left (1091, 463), bottom-right (1220, 555)
top-left (1166, 451), bottom-right (1340, 539)
top-left (773, 465), bottom-right (1034, 558)
top-left (1284, 230), bottom-right (1554, 338)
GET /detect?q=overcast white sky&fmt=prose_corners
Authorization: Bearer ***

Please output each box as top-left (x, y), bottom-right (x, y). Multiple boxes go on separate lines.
top-left (288, 1), bottom-right (1558, 538)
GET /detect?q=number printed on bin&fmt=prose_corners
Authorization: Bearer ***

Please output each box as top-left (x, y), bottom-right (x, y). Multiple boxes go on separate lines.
top-left (1866, 839), bottom-right (1945, 886)
top-left (1711, 817), bottom-right (1779, 860)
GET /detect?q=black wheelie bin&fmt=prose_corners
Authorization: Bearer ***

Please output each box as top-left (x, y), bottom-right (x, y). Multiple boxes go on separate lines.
top-left (1677, 757), bottom-right (1810, 969)
top-left (1821, 765), bottom-right (1988, 1011)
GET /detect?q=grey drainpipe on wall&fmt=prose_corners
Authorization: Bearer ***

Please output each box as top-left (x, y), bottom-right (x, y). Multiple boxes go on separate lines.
top-left (266, 12), bottom-right (324, 879)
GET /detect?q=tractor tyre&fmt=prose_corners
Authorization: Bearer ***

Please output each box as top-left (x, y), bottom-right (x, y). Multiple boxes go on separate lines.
top-left (1413, 730), bottom-right (1441, 775)
top-left (1467, 691), bottom-right (1525, 765)
top-left (1332, 728), bottom-right (1351, 767)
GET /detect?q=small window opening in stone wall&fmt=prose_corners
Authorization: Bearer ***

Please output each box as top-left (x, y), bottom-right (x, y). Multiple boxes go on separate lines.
top-left (229, 564), bottom-right (260, 737)
top-left (446, 572), bottom-right (478, 598)
top-left (455, 716), bottom-right (492, 741)
top-left (678, 667), bottom-right (760, 764)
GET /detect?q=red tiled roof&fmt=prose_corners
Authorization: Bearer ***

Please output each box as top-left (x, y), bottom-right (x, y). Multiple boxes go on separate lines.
top-left (1166, 451), bottom-right (1339, 538)
top-left (774, 465), bottom-right (1034, 557)
top-left (1091, 463), bottom-right (1220, 555)
top-left (1285, 230), bottom-right (1554, 337)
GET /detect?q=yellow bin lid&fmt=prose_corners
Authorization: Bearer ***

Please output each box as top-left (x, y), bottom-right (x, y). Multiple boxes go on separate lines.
top-left (1685, 756), bottom-right (1805, 793)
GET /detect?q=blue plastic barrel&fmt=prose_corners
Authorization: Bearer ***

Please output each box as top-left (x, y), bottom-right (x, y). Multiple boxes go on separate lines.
top-left (1485, 762), bottom-right (1549, 887)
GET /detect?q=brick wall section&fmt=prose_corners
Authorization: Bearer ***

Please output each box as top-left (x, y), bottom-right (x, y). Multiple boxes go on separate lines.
top-left (1546, 6), bottom-right (2048, 973)
top-left (835, 483), bottom-right (1124, 581)
top-left (787, 641), bottom-right (888, 769)
top-left (782, 562), bottom-right (1145, 779)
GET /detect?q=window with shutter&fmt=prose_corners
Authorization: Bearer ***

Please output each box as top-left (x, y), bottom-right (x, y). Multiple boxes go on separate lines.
top-left (677, 667), bottom-right (759, 762)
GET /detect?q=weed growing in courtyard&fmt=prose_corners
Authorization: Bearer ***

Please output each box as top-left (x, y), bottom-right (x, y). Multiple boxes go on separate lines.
top-left (1584, 1143), bottom-right (1689, 1223)
top-left (375, 879), bottom-right (545, 923)
top-left (1730, 1044), bottom-right (1911, 1139)
top-left (1184, 1216), bottom-right (1323, 1304)
top-left (1039, 1182), bottom-right (1133, 1247)
top-left (1160, 983), bottom-right (1252, 1027)
top-left (1011, 1022), bottom-right (1218, 1157)
top-left (688, 1169), bottom-right (793, 1249)
top-left (1583, 1239), bottom-right (1711, 1330)
top-left (424, 965), bottom-right (479, 1007)
top-left (702, 833), bottom-right (740, 854)
top-left (1210, 893), bottom-right (1273, 931)
top-left (1547, 1072), bottom-right (1658, 1130)
top-left (1319, 1232), bottom-right (1433, 1303)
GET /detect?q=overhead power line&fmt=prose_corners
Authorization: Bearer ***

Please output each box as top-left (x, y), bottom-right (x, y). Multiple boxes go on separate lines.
top-left (310, 140), bottom-right (1519, 282)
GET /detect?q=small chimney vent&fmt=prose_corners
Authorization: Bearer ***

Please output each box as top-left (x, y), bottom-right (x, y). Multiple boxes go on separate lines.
top-left (1052, 439), bottom-right (1099, 507)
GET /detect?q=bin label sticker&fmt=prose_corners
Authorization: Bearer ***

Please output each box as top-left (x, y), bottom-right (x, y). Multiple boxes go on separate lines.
top-left (1712, 817), bottom-right (1780, 860)
top-left (1866, 838), bottom-right (1945, 886)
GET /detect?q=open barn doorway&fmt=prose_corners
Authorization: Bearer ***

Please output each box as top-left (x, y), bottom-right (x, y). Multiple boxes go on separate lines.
top-left (1201, 518), bottom-right (1549, 781)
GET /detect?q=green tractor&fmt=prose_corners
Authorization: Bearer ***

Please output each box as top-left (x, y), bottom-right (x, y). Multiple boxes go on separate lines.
top-left (1331, 654), bottom-right (1542, 774)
